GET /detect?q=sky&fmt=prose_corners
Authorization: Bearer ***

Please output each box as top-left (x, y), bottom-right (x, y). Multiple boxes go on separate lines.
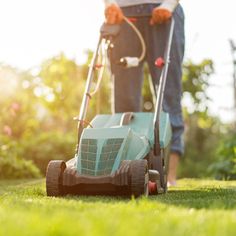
top-left (0, 0), bottom-right (235, 123)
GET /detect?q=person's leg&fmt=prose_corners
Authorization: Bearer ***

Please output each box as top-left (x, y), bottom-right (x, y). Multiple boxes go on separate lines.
top-left (110, 4), bottom-right (161, 112)
top-left (167, 152), bottom-right (179, 186)
top-left (146, 5), bottom-right (185, 185)
top-left (165, 5), bottom-right (185, 185)
top-left (110, 16), bottom-right (144, 113)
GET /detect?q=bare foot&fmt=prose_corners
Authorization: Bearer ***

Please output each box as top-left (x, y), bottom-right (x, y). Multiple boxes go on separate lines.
top-left (167, 152), bottom-right (180, 186)
top-left (167, 181), bottom-right (177, 187)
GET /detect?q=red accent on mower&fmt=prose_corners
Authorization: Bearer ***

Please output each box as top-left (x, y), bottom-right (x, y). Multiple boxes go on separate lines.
top-left (148, 181), bottom-right (157, 194)
top-left (127, 17), bottom-right (137, 23)
top-left (155, 57), bottom-right (165, 68)
top-left (95, 64), bottom-right (103, 69)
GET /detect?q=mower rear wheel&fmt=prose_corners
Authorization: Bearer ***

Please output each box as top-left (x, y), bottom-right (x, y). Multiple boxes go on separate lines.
top-left (130, 160), bottom-right (149, 197)
top-left (46, 160), bottom-right (66, 197)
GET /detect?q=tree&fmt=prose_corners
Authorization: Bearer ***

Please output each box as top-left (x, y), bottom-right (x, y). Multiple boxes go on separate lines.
top-left (182, 59), bottom-right (214, 112)
top-left (180, 59), bottom-right (220, 177)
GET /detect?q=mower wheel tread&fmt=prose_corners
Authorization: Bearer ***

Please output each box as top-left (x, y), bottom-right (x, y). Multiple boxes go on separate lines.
top-left (46, 160), bottom-right (66, 197)
top-left (130, 159), bottom-right (149, 197)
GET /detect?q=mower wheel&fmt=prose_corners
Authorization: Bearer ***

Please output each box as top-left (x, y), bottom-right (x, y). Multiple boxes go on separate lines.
top-left (46, 160), bottom-right (66, 197)
top-left (130, 159), bottom-right (149, 197)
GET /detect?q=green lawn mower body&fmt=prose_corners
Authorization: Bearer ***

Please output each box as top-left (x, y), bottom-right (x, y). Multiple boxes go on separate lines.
top-left (77, 112), bottom-right (171, 176)
top-left (46, 112), bottom-right (171, 196)
top-left (62, 112), bottom-right (171, 192)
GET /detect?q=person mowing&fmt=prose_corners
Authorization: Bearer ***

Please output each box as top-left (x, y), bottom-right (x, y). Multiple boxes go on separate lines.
top-left (103, 0), bottom-right (185, 187)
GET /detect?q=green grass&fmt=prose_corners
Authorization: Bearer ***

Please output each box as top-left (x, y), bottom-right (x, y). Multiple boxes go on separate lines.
top-left (0, 179), bottom-right (236, 236)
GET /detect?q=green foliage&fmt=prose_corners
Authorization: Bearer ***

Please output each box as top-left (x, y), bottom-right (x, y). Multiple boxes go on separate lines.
top-left (37, 54), bottom-right (84, 130)
top-left (208, 132), bottom-right (236, 180)
top-left (0, 53), bottom-right (112, 179)
top-left (179, 111), bottom-right (222, 177)
top-left (21, 131), bottom-right (76, 173)
top-left (0, 65), bottom-right (41, 179)
top-left (183, 59), bottom-right (214, 112)
top-left (178, 59), bottom-right (220, 178)
top-left (0, 156), bottom-right (40, 180)
top-left (0, 136), bottom-right (41, 179)
top-left (0, 66), bottom-right (39, 139)
top-left (37, 53), bottom-right (111, 126)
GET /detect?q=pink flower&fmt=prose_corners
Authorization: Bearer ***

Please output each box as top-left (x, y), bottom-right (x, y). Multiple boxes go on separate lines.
top-left (11, 102), bottom-right (20, 111)
top-left (3, 125), bottom-right (12, 136)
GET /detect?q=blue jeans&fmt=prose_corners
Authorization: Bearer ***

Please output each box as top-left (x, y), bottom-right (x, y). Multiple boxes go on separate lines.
top-left (110, 4), bottom-right (185, 155)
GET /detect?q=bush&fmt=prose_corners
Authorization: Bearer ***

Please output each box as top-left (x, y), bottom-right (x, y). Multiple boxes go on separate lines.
top-left (0, 130), bottom-right (76, 179)
top-left (0, 156), bottom-right (41, 179)
top-left (208, 132), bottom-right (236, 180)
top-left (21, 131), bottom-right (76, 174)
top-left (178, 112), bottom-right (222, 178)
top-left (0, 137), bottom-right (41, 179)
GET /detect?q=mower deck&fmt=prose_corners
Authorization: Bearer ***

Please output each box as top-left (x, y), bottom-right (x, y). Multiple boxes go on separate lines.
top-left (63, 160), bottom-right (130, 186)
top-left (62, 160), bottom-right (131, 195)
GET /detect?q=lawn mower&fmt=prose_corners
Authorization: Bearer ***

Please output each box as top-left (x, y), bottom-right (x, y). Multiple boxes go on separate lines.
top-left (46, 17), bottom-right (175, 197)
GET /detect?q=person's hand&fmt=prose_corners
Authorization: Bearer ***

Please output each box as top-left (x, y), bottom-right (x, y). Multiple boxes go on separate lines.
top-left (105, 4), bottom-right (124, 24)
top-left (150, 7), bottom-right (172, 25)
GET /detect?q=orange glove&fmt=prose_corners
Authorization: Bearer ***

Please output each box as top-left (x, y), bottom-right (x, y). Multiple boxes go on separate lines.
top-left (105, 4), bottom-right (124, 24)
top-left (150, 8), bottom-right (172, 25)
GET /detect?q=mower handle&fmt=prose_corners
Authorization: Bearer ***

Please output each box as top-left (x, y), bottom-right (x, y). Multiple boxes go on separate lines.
top-left (99, 13), bottom-right (153, 39)
top-left (153, 18), bottom-right (175, 154)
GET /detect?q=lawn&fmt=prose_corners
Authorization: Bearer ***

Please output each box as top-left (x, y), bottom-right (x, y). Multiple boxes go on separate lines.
top-left (0, 179), bottom-right (236, 236)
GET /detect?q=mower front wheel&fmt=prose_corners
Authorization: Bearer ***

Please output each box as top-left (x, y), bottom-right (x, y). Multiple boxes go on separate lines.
top-left (46, 160), bottom-right (66, 197)
top-left (130, 160), bottom-right (149, 197)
